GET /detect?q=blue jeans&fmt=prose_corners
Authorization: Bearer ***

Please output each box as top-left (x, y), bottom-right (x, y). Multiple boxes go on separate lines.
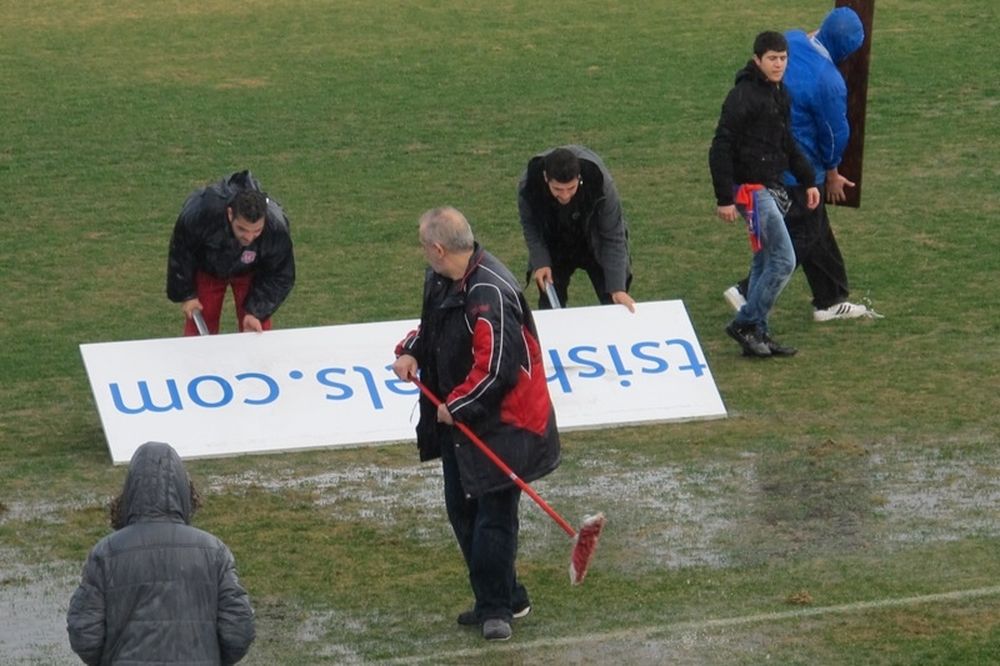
top-left (441, 445), bottom-right (529, 622)
top-left (733, 188), bottom-right (795, 333)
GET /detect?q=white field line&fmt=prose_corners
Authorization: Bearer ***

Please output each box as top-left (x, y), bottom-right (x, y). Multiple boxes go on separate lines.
top-left (387, 585), bottom-right (1000, 664)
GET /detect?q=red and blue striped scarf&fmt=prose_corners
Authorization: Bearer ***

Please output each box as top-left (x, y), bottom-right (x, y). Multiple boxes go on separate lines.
top-left (733, 184), bottom-right (766, 253)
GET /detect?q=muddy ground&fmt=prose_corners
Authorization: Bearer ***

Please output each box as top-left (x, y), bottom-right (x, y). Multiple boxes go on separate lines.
top-left (2, 439), bottom-right (998, 664)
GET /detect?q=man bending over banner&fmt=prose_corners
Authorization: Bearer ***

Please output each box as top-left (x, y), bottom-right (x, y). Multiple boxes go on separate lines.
top-left (392, 206), bottom-right (561, 642)
top-left (166, 170), bottom-right (295, 335)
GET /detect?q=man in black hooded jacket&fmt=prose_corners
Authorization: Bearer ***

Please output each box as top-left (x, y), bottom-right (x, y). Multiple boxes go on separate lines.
top-left (166, 170), bottom-right (295, 335)
top-left (709, 31), bottom-right (819, 357)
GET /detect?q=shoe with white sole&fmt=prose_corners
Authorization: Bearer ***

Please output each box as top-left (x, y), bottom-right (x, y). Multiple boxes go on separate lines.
top-left (813, 301), bottom-right (878, 322)
top-left (723, 285), bottom-right (746, 312)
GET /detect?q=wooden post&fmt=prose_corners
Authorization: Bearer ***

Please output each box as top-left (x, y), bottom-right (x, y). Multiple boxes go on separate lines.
top-left (834, 0), bottom-right (874, 208)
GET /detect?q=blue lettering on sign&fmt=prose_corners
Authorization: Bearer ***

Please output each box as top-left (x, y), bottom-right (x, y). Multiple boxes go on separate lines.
top-left (316, 367), bottom-right (353, 400)
top-left (632, 341), bottom-right (669, 373)
top-left (187, 375), bottom-right (234, 408)
top-left (105, 337), bottom-right (706, 415)
top-left (317, 365), bottom-right (419, 409)
top-left (545, 338), bottom-right (706, 393)
top-left (110, 380), bottom-right (183, 414)
top-left (568, 346), bottom-right (604, 378)
top-left (236, 372), bottom-right (280, 405)
top-left (665, 338), bottom-right (707, 377)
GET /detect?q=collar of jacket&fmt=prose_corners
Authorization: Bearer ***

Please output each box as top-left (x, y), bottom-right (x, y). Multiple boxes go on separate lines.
top-left (456, 243), bottom-right (485, 290)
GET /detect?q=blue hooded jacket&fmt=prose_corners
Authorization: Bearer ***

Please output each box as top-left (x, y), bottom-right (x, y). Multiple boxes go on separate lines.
top-left (782, 7), bottom-right (865, 186)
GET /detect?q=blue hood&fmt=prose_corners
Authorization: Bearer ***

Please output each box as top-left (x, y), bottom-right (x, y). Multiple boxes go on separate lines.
top-left (817, 7), bottom-right (865, 64)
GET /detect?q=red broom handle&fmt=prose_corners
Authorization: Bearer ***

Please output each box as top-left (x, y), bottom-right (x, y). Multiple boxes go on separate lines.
top-left (411, 378), bottom-right (577, 538)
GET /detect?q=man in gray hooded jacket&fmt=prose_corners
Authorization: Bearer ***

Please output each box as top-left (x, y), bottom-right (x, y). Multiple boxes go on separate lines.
top-left (518, 145), bottom-right (634, 312)
top-left (66, 442), bottom-right (255, 665)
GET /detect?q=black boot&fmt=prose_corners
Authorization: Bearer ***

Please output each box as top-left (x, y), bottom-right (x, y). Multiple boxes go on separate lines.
top-left (725, 322), bottom-right (771, 357)
top-left (761, 333), bottom-right (797, 357)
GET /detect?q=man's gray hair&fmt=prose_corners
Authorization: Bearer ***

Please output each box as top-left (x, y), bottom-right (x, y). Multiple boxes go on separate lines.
top-left (419, 206), bottom-right (475, 252)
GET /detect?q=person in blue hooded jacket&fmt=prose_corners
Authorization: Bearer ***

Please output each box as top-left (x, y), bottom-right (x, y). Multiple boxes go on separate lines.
top-left (724, 8), bottom-right (877, 322)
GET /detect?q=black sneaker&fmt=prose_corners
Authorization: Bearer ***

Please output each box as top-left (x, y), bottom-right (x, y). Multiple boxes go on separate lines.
top-left (482, 618), bottom-right (512, 641)
top-left (457, 603), bottom-right (530, 626)
top-left (725, 322), bottom-right (771, 357)
top-left (761, 333), bottom-right (797, 357)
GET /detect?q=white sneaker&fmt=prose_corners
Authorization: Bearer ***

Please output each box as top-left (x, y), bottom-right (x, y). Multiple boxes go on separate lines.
top-left (813, 301), bottom-right (878, 321)
top-left (723, 285), bottom-right (746, 312)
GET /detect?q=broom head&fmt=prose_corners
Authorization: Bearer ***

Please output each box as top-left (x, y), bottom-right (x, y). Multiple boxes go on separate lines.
top-left (569, 512), bottom-right (606, 585)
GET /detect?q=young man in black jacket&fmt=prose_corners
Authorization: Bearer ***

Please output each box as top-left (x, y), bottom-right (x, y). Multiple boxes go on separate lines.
top-left (709, 31), bottom-right (819, 357)
top-left (166, 170), bottom-right (295, 335)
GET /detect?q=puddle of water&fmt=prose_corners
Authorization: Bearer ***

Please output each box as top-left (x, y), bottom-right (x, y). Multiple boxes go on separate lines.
top-left (0, 552), bottom-right (78, 664)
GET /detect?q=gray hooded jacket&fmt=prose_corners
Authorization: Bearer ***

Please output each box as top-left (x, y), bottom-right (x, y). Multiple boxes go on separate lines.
top-left (518, 145), bottom-right (631, 293)
top-left (66, 442), bottom-right (255, 665)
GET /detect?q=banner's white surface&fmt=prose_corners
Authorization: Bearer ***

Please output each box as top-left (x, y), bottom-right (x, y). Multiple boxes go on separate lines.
top-left (80, 300), bottom-right (726, 464)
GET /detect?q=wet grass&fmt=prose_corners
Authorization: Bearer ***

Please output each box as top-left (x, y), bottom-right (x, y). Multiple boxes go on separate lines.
top-left (2, 0), bottom-right (1000, 663)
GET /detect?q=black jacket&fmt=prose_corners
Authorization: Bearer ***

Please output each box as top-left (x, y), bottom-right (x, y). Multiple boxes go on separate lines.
top-left (518, 145), bottom-right (631, 293)
top-left (708, 62), bottom-right (816, 206)
top-left (396, 245), bottom-right (561, 498)
top-left (166, 171), bottom-right (295, 320)
top-left (66, 442), bottom-right (255, 665)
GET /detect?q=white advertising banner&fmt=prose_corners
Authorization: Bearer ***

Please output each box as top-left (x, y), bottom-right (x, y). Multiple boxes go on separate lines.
top-left (80, 300), bottom-right (726, 464)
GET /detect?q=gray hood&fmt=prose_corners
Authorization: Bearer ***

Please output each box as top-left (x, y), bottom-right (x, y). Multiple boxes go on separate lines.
top-left (122, 441), bottom-right (192, 526)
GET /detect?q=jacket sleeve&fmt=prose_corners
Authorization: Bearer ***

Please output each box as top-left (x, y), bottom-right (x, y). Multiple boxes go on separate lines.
top-left (517, 172), bottom-right (552, 273)
top-left (708, 87), bottom-right (745, 206)
top-left (785, 123), bottom-right (817, 187)
top-left (395, 328), bottom-right (422, 361)
top-left (215, 544), bottom-right (256, 666)
top-left (66, 553), bottom-right (107, 666)
top-left (593, 177), bottom-right (630, 293)
top-left (445, 283), bottom-right (521, 423)
top-left (244, 213), bottom-right (295, 320)
top-left (816, 72), bottom-right (851, 170)
top-left (166, 207), bottom-right (200, 303)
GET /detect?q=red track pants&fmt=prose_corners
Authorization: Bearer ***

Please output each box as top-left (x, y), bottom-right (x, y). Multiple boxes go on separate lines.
top-left (182, 270), bottom-right (273, 336)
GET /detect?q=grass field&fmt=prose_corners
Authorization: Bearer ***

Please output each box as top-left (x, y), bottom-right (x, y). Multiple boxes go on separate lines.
top-left (1, 0), bottom-right (999, 663)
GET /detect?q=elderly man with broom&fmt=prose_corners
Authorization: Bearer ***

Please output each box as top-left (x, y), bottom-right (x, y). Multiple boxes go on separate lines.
top-left (393, 206), bottom-right (604, 642)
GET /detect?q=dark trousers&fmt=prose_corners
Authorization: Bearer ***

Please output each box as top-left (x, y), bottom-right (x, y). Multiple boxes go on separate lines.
top-left (535, 253), bottom-right (632, 310)
top-left (738, 184), bottom-right (850, 310)
top-left (441, 445), bottom-right (528, 622)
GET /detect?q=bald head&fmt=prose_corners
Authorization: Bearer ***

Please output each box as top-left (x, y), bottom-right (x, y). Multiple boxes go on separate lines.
top-left (419, 206), bottom-right (475, 252)
top-left (418, 207), bottom-right (476, 279)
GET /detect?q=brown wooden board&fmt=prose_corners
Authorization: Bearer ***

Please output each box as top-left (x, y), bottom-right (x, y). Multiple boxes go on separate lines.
top-left (834, 0), bottom-right (875, 208)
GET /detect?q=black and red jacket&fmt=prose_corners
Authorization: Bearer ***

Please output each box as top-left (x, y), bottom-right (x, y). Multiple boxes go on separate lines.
top-left (396, 245), bottom-right (561, 497)
top-left (166, 170), bottom-right (295, 320)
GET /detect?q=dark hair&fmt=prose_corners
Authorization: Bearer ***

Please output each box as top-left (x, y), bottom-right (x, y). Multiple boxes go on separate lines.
top-left (229, 189), bottom-right (268, 223)
top-left (543, 148), bottom-right (581, 183)
top-left (753, 31), bottom-right (787, 57)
